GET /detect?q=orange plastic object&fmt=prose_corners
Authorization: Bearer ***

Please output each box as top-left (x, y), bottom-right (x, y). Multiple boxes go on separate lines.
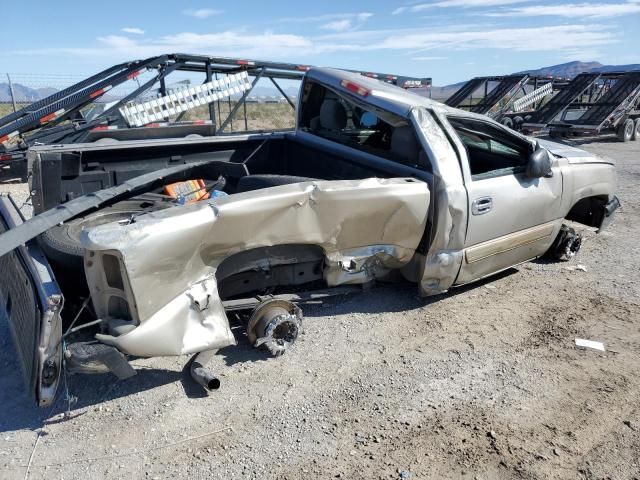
top-left (164, 179), bottom-right (210, 204)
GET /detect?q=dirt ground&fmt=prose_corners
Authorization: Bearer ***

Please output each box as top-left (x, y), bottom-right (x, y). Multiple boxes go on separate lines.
top-left (0, 136), bottom-right (639, 480)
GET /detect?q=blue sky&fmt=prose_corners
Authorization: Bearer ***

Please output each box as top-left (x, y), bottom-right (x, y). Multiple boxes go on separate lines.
top-left (1, 0), bottom-right (639, 84)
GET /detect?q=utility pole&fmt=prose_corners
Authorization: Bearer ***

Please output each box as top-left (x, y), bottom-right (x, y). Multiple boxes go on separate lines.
top-left (7, 73), bottom-right (17, 113)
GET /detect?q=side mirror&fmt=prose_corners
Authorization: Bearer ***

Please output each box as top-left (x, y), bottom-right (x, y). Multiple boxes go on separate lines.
top-left (527, 145), bottom-right (552, 178)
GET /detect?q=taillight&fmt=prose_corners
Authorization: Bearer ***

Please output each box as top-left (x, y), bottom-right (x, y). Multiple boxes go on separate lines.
top-left (340, 80), bottom-right (370, 96)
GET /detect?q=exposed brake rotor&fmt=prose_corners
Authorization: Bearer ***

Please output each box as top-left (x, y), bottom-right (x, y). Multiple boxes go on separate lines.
top-left (246, 299), bottom-right (303, 356)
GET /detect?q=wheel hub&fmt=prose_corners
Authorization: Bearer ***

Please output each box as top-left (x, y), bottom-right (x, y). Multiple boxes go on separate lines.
top-left (247, 299), bottom-right (303, 356)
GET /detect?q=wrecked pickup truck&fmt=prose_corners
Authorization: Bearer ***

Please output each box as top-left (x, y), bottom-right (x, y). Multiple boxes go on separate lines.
top-left (0, 67), bottom-right (620, 406)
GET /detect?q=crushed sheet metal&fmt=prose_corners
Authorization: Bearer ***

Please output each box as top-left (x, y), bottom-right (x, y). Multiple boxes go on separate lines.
top-left (409, 107), bottom-right (467, 295)
top-left (0, 159), bottom-right (214, 259)
top-left (575, 338), bottom-right (606, 352)
top-left (96, 277), bottom-right (235, 357)
top-left (83, 178), bottom-right (430, 357)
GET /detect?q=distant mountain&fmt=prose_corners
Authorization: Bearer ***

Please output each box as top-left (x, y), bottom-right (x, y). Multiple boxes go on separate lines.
top-left (516, 60), bottom-right (640, 78)
top-left (592, 63), bottom-right (640, 73)
top-left (0, 83), bottom-right (59, 102)
top-left (430, 81), bottom-right (465, 100)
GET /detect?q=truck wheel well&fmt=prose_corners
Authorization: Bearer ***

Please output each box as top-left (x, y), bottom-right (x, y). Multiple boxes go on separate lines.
top-left (216, 244), bottom-right (325, 300)
top-left (565, 195), bottom-right (608, 228)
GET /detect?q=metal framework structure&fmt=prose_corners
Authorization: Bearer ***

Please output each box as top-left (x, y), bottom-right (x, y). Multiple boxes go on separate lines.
top-left (0, 53), bottom-right (432, 155)
top-left (522, 71), bottom-right (640, 136)
top-left (444, 74), bottom-right (569, 126)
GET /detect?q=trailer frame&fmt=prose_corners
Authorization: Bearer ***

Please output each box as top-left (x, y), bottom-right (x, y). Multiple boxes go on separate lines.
top-left (0, 53), bottom-right (432, 156)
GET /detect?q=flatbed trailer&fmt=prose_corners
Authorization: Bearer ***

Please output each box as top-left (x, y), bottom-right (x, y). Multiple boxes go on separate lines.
top-left (522, 71), bottom-right (640, 142)
top-left (0, 53), bottom-right (431, 160)
top-left (444, 74), bottom-right (568, 129)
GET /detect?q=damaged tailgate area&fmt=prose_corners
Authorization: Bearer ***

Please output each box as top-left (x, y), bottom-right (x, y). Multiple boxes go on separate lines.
top-left (0, 194), bottom-right (63, 406)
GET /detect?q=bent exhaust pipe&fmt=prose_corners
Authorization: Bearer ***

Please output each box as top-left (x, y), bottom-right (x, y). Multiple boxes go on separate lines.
top-left (190, 349), bottom-right (220, 391)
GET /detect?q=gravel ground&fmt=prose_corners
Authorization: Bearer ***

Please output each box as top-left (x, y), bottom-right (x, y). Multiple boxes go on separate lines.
top-left (1, 136), bottom-right (639, 480)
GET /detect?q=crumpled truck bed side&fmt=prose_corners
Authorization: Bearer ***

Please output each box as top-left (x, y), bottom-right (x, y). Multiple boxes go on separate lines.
top-left (82, 177), bottom-right (431, 357)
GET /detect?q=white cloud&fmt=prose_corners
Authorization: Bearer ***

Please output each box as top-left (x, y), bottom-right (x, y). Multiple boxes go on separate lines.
top-left (411, 56), bottom-right (446, 60)
top-left (394, 0), bottom-right (529, 13)
top-left (356, 12), bottom-right (374, 21)
top-left (318, 13), bottom-right (373, 32)
top-left (279, 12), bottom-right (372, 25)
top-left (121, 27), bottom-right (144, 35)
top-left (314, 24), bottom-right (617, 55)
top-left (97, 35), bottom-right (138, 48)
top-left (486, 2), bottom-right (640, 18)
top-left (320, 19), bottom-right (353, 32)
top-left (10, 24), bottom-right (619, 62)
top-left (159, 31), bottom-right (312, 51)
top-left (182, 8), bottom-right (223, 19)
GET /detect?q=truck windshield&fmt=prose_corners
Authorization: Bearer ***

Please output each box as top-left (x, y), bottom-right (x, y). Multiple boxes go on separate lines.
top-left (299, 80), bottom-right (424, 168)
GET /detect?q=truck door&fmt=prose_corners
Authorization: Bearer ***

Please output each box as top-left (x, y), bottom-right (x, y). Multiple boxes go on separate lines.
top-left (448, 116), bottom-right (564, 284)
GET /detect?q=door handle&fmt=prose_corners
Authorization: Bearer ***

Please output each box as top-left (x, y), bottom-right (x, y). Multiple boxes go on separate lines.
top-left (472, 196), bottom-right (493, 215)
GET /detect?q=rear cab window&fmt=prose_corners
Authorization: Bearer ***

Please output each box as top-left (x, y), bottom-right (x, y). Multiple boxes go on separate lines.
top-left (299, 80), bottom-right (428, 170)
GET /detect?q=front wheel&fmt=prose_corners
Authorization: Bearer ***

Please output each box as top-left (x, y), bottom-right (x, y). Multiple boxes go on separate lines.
top-left (545, 225), bottom-right (582, 261)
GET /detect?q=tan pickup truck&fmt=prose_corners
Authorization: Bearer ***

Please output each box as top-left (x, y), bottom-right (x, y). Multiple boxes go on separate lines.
top-left (0, 67), bottom-right (619, 405)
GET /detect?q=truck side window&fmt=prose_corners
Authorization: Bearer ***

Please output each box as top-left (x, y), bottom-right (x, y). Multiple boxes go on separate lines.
top-left (448, 117), bottom-right (529, 180)
top-left (300, 80), bottom-right (428, 170)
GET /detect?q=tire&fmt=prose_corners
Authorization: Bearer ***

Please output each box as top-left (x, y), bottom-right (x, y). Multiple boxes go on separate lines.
top-left (93, 137), bottom-right (120, 144)
top-left (632, 118), bottom-right (640, 141)
top-left (513, 116), bottom-right (524, 130)
top-left (501, 117), bottom-right (513, 129)
top-left (545, 225), bottom-right (582, 261)
top-left (40, 198), bottom-right (170, 273)
top-left (617, 119), bottom-right (634, 142)
top-left (237, 174), bottom-right (318, 193)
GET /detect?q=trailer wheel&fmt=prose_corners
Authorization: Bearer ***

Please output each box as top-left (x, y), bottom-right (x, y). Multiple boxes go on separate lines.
top-left (513, 116), bottom-right (524, 130)
top-left (501, 117), bottom-right (513, 129)
top-left (617, 119), bottom-right (634, 142)
top-left (632, 119), bottom-right (640, 141)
